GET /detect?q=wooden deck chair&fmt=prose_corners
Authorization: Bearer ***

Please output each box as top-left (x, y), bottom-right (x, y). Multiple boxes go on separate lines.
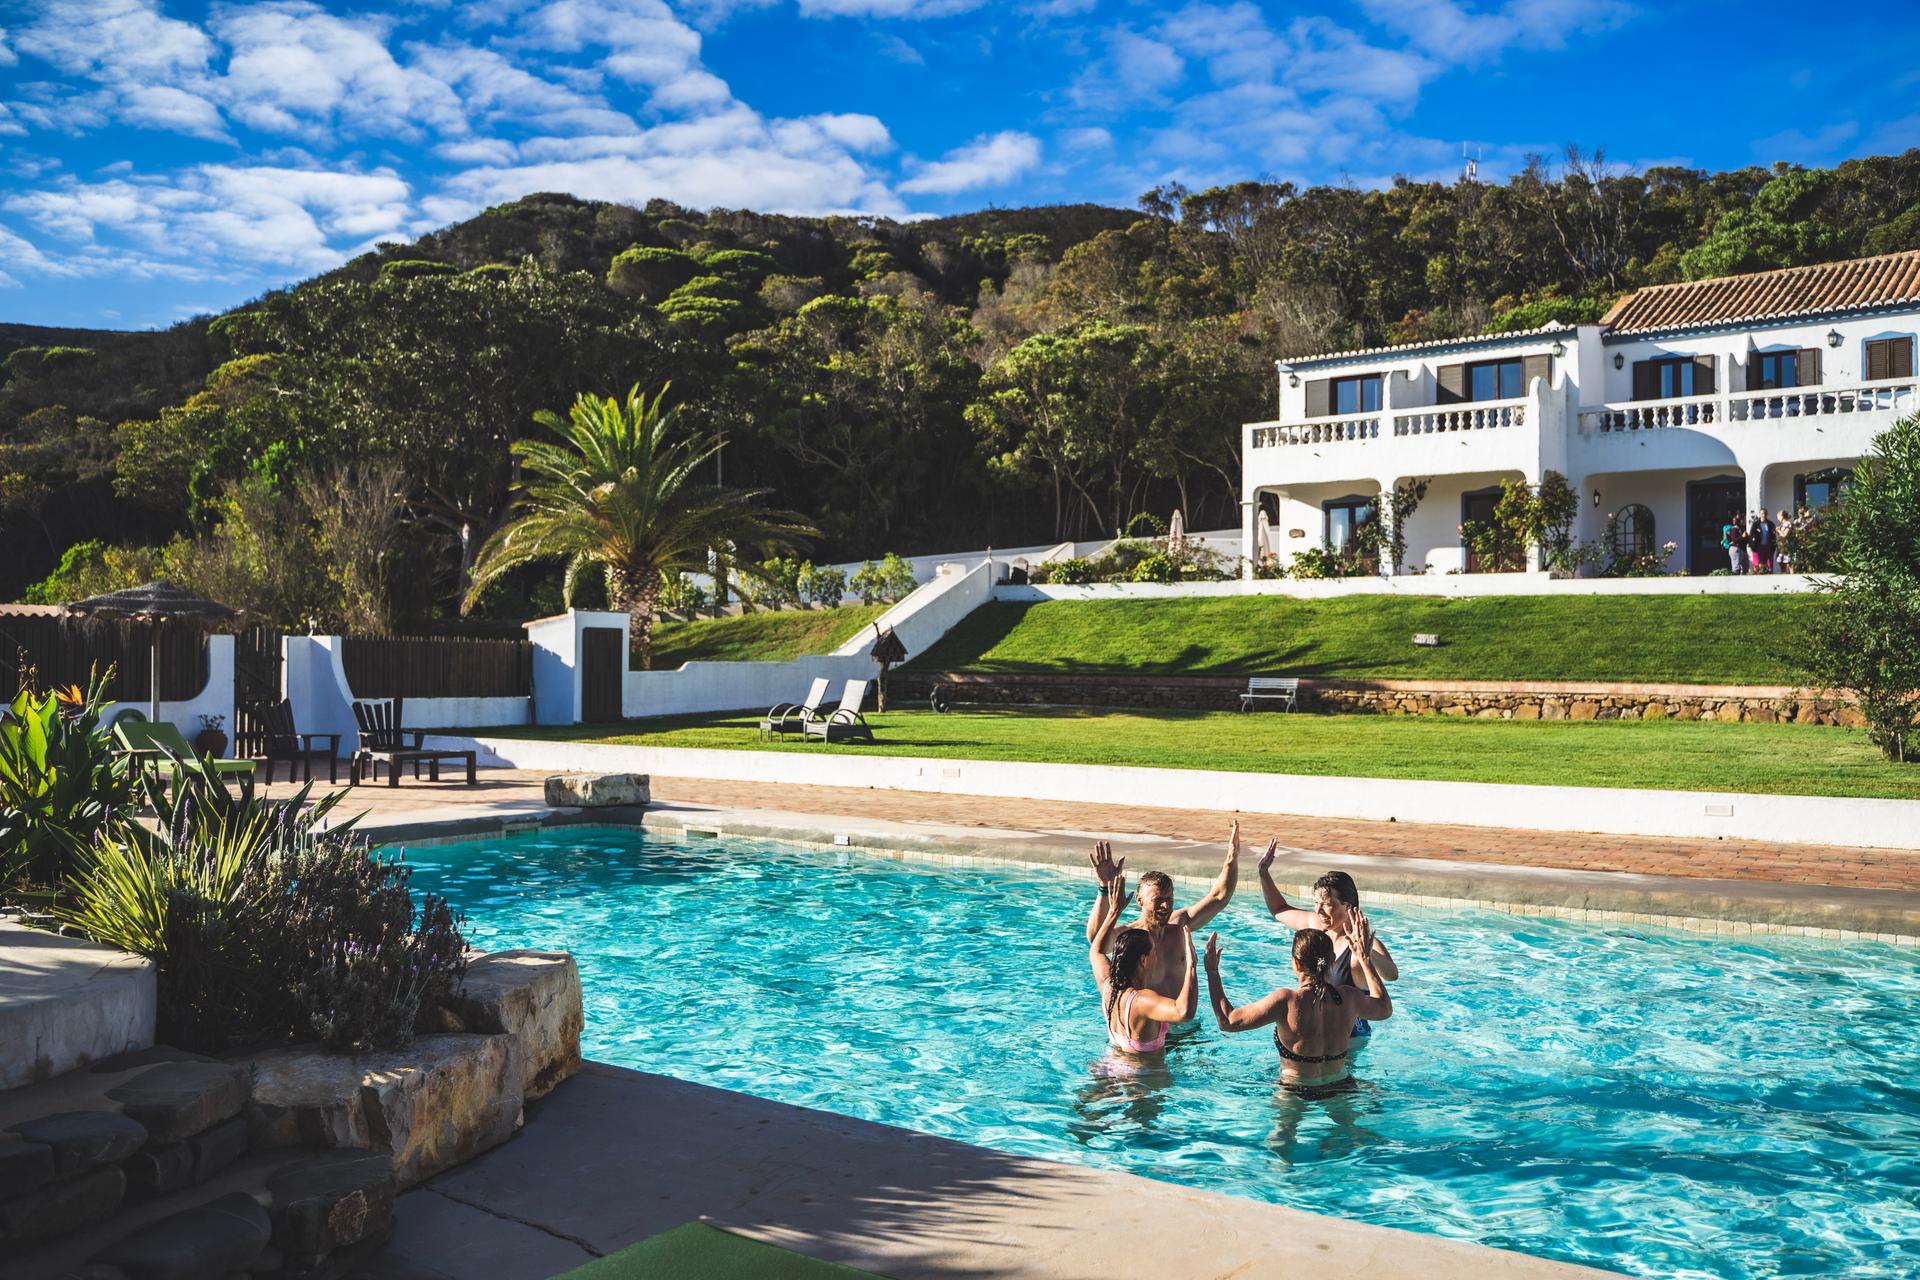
top-left (804, 679), bottom-right (875, 744)
top-left (761, 676), bottom-right (832, 739)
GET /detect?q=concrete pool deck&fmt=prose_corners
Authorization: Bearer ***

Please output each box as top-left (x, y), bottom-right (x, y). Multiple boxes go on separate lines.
top-left (361, 1063), bottom-right (1614, 1280)
top-left (325, 770), bottom-right (1920, 940)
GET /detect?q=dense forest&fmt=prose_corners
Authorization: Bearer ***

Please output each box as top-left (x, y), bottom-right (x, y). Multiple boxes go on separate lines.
top-left (4, 148), bottom-right (1919, 628)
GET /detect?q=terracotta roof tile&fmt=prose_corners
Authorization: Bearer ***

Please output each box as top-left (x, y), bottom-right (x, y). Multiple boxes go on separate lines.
top-left (1603, 250), bottom-right (1920, 335)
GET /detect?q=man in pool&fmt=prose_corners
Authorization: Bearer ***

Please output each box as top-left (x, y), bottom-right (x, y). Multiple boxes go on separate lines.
top-left (1256, 843), bottom-right (1397, 1045)
top-left (1084, 821), bottom-right (1243, 1023)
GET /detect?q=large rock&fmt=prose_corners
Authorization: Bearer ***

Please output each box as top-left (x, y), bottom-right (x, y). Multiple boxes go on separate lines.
top-left (443, 951), bottom-right (583, 1100)
top-left (7, 1111), bottom-right (147, 1176)
top-left (105, 1059), bottom-right (249, 1142)
top-left (0, 924), bottom-right (155, 1091)
top-left (190, 1114), bottom-right (248, 1183)
top-left (0, 1164), bottom-right (125, 1245)
top-left (267, 1151), bottom-right (396, 1254)
top-left (0, 1138), bottom-right (54, 1197)
top-left (544, 772), bottom-right (649, 807)
top-left (247, 1034), bottom-right (523, 1188)
top-left (92, 1190), bottom-right (271, 1280)
top-left (123, 1142), bottom-right (194, 1199)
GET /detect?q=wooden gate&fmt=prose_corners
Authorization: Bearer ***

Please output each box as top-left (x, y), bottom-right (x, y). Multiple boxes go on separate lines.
top-left (580, 627), bottom-right (624, 723)
top-left (232, 623), bottom-right (283, 758)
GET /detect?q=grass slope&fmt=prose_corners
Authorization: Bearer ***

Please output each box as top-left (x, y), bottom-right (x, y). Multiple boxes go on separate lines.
top-left (490, 706), bottom-right (1920, 801)
top-left (647, 603), bottom-right (890, 669)
top-left (908, 595), bottom-right (1819, 685)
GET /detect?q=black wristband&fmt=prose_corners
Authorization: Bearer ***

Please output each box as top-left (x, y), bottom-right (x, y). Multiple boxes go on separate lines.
top-left (1096, 886), bottom-right (1109, 896)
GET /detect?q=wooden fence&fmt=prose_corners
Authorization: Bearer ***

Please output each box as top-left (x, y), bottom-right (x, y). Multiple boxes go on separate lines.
top-left (0, 614), bottom-right (209, 702)
top-left (340, 635), bottom-right (532, 699)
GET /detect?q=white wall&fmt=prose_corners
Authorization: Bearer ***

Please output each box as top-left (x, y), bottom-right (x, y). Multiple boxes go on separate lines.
top-left (405, 696), bottom-right (530, 729)
top-left (526, 610), bottom-right (628, 726)
top-left (430, 733), bottom-right (1918, 853)
top-left (996, 573), bottom-right (1823, 602)
top-left (1593, 312), bottom-right (1920, 404)
top-left (282, 635), bottom-right (358, 757)
top-left (103, 633), bottom-right (236, 742)
top-left (831, 561), bottom-right (995, 659)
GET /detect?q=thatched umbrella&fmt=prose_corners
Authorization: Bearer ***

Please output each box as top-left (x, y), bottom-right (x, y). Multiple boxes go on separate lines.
top-left (869, 624), bottom-right (908, 712)
top-left (67, 582), bottom-right (240, 720)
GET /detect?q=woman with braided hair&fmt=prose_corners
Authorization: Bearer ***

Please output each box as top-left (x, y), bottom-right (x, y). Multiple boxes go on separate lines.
top-left (1089, 874), bottom-right (1196, 1055)
top-left (1203, 913), bottom-right (1391, 1098)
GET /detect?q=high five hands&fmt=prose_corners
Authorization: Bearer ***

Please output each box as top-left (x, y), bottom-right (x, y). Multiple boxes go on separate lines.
top-left (1089, 840), bottom-right (1127, 890)
top-left (1256, 836), bottom-right (1280, 872)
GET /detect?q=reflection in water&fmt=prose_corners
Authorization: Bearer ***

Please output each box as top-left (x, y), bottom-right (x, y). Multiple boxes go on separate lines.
top-left (1267, 1078), bottom-right (1384, 1169)
top-left (1070, 1053), bottom-right (1177, 1142)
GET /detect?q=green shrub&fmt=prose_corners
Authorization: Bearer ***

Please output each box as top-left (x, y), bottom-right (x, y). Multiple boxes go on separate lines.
top-left (606, 245), bottom-right (696, 300)
top-left (1035, 556), bottom-right (1096, 584)
top-left (798, 562), bottom-right (847, 607)
top-left (0, 676), bottom-right (135, 893)
top-left (61, 773), bottom-right (466, 1053)
top-left (1128, 552), bottom-right (1183, 583)
top-left (378, 259), bottom-right (458, 282)
top-left (745, 556), bottom-right (803, 609)
top-left (849, 553), bottom-right (918, 603)
top-left (1289, 548), bottom-right (1332, 579)
top-left (698, 248), bottom-right (777, 283)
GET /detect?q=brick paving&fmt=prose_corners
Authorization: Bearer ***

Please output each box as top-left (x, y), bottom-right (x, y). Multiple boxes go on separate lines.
top-left (319, 768), bottom-right (1920, 893)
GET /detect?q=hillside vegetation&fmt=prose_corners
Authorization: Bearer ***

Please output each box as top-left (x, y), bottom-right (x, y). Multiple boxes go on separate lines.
top-left (906, 595), bottom-right (1819, 686)
top-left (649, 603), bottom-right (888, 670)
top-left (5, 150), bottom-right (1919, 628)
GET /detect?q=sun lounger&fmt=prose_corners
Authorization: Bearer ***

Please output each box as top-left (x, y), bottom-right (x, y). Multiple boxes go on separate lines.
top-left (761, 676), bottom-right (832, 739)
top-left (113, 719), bottom-right (257, 783)
top-left (804, 679), bottom-right (876, 744)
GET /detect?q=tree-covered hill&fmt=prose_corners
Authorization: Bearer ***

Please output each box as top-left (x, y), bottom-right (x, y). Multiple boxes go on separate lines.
top-left (4, 149), bottom-right (1919, 628)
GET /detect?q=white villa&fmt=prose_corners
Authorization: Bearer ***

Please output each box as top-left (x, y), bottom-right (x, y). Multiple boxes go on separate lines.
top-left (1240, 249), bottom-right (1920, 576)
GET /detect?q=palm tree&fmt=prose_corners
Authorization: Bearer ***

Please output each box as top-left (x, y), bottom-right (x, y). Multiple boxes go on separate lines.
top-left (465, 385), bottom-right (814, 669)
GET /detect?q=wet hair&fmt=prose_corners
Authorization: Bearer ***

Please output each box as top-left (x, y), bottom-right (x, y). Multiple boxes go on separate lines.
top-left (1292, 928), bottom-right (1343, 1005)
top-left (1311, 870), bottom-right (1358, 908)
top-left (1105, 927), bottom-right (1154, 1026)
top-left (1137, 870), bottom-right (1173, 900)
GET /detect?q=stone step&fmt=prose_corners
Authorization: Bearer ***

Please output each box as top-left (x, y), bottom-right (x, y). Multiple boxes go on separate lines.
top-left (0, 924), bottom-right (154, 1093)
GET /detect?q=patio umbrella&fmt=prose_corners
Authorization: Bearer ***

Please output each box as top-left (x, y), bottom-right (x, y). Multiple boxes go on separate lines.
top-left (66, 581), bottom-right (240, 720)
top-left (1168, 508), bottom-right (1187, 553)
top-left (869, 624), bottom-right (908, 713)
top-left (1254, 513), bottom-right (1273, 565)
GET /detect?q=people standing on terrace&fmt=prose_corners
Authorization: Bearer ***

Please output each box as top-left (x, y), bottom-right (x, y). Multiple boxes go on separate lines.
top-left (1750, 511), bottom-right (1775, 573)
top-left (1776, 510), bottom-right (1795, 573)
top-left (1085, 825), bottom-right (1241, 1025)
top-left (1090, 874), bottom-right (1196, 1056)
top-left (1203, 919), bottom-right (1392, 1098)
top-left (1723, 517), bottom-right (1747, 574)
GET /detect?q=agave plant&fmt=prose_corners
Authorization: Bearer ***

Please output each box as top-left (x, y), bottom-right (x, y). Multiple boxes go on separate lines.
top-left (0, 669), bottom-right (135, 894)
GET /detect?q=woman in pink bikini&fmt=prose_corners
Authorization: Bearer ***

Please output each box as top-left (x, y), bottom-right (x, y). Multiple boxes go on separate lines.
top-left (1090, 874), bottom-right (1196, 1055)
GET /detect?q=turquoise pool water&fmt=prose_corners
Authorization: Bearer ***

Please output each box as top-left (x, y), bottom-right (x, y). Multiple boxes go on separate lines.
top-left (401, 828), bottom-right (1920, 1279)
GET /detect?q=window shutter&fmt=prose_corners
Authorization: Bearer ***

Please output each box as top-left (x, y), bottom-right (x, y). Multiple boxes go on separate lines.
top-left (1692, 355), bottom-right (1715, 394)
top-left (1631, 360), bottom-right (1658, 400)
top-left (1521, 354), bottom-right (1552, 395)
top-left (1744, 356), bottom-right (1762, 391)
top-left (1866, 339), bottom-right (1891, 382)
top-left (1896, 337), bottom-right (1916, 379)
top-left (1796, 348), bottom-right (1822, 386)
top-left (1304, 378), bottom-right (1331, 418)
top-left (1435, 363), bottom-right (1466, 404)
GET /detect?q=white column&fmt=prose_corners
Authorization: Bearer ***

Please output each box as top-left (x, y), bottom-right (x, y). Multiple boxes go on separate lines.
top-left (1240, 493), bottom-right (1259, 580)
top-left (1375, 476), bottom-right (1399, 576)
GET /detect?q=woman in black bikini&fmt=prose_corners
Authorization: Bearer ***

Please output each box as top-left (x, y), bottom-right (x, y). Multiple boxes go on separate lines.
top-left (1202, 914), bottom-right (1391, 1097)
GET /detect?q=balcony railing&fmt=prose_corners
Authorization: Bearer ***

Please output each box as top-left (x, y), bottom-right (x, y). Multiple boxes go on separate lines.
top-left (1578, 377), bottom-right (1919, 435)
top-left (1250, 398), bottom-right (1525, 449)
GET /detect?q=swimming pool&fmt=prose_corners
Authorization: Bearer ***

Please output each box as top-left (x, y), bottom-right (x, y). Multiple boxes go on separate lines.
top-left (402, 827), bottom-right (1920, 1280)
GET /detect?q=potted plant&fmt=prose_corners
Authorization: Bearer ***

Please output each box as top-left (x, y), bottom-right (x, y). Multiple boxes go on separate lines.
top-left (194, 713), bottom-right (228, 757)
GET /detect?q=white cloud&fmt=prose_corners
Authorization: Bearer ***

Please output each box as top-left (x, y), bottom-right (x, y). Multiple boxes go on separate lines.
top-left (436, 137), bottom-right (521, 165)
top-left (874, 34), bottom-right (924, 66)
top-left (900, 131), bottom-right (1041, 194)
top-left (0, 26), bottom-right (16, 67)
top-left (1355, 0), bottom-right (1630, 64)
top-left (210, 3), bottom-right (467, 140)
top-left (794, 0), bottom-right (985, 15)
top-left (407, 42), bottom-right (636, 136)
top-left (790, 113), bottom-right (893, 154)
top-left (1060, 126), bottom-right (1113, 153)
top-left (16, 0), bottom-right (214, 82)
top-left (1070, 28), bottom-right (1185, 109)
top-left (118, 84), bottom-right (230, 140)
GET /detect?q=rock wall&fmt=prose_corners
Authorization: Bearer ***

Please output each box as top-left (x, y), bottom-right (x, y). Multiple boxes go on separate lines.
top-left (895, 673), bottom-right (1862, 727)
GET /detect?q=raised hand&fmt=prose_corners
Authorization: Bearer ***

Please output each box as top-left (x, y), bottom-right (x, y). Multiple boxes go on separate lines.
top-left (1088, 840), bottom-right (1127, 888)
top-left (1227, 819), bottom-right (1241, 864)
top-left (1257, 837), bottom-right (1279, 872)
top-left (1347, 908), bottom-right (1374, 956)
top-left (1203, 932), bottom-right (1223, 969)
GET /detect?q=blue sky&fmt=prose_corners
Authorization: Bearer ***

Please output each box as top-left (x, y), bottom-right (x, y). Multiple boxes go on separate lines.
top-left (2, 0), bottom-right (1917, 330)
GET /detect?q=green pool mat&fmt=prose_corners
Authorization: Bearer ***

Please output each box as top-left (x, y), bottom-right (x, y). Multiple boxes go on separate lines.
top-left (551, 1221), bottom-right (894, 1279)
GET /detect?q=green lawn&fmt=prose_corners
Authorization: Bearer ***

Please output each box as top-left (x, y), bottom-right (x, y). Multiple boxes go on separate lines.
top-left (908, 595), bottom-right (1820, 685)
top-left (486, 706), bottom-right (1920, 800)
top-left (647, 603), bottom-right (889, 669)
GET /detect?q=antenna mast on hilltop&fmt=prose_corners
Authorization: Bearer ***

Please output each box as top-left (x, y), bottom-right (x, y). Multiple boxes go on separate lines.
top-left (1461, 145), bottom-right (1481, 184)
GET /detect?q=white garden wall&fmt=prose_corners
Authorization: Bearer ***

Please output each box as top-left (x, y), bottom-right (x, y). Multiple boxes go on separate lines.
top-left (103, 633), bottom-right (236, 742)
top-left (428, 733), bottom-right (1919, 852)
top-left (997, 573), bottom-right (1824, 602)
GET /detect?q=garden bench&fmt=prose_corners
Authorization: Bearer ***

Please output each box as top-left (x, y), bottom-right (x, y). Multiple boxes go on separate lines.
top-left (1238, 676), bottom-right (1300, 712)
top-left (351, 697), bottom-right (477, 788)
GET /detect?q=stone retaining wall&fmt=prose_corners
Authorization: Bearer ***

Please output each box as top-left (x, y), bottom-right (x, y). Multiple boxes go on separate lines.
top-left (895, 672), bottom-right (1862, 727)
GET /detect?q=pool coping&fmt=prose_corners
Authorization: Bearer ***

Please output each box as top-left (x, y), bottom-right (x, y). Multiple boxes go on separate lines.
top-left (364, 802), bottom-right (1920, 945)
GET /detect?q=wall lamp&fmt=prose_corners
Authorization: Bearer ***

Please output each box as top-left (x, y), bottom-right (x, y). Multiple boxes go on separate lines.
top-left (1550, 340), bottom-right (1566, 357)
top-left (1827, 328), bottom-right (1843, 348)
top-left (1612, 352), bottom-right (1625, 370)
top-left (1287, 372), bottom-right (1300, 388)
top-left (1592, 488), bottom-right (1602, 508)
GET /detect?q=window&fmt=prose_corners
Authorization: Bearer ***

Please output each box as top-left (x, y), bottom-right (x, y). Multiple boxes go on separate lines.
top-left (1332, 374), bottom-right (1382, 415)
top-left (1609, 504), bottom-right (1655, 559)
top-left (1795, 469), bottom-right (1853, 511)
top-left (1468, 358), bottom-right (1524, 401)
top-left (1865, 336), bottom-right (1915, 382)
top-left (1648, 358), bottom-right (1697, 398)
top-left (1752, 351), bottom-right (1800, 390)
top-left (1323, 496), bottom-right (1376, 552)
